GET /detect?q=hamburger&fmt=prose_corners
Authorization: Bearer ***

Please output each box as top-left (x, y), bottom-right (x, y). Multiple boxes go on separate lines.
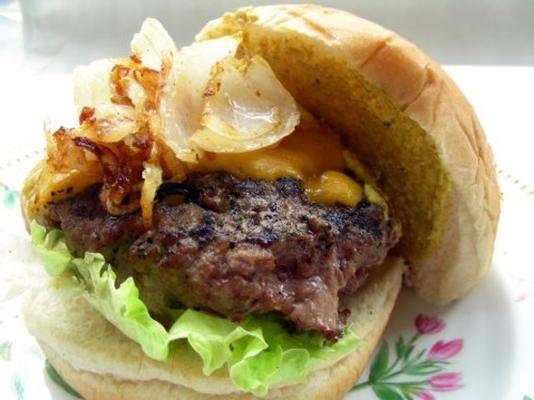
top-left (20, 4), bottom-right (500, 399)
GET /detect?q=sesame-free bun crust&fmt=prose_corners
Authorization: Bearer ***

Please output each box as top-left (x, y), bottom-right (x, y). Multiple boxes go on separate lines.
top-left (23, 259), bottom-right (403, 400)
top-left (198, 4), bottom-right (500, 305)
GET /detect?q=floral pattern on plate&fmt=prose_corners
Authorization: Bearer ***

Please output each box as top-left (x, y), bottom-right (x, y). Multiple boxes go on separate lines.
top-left (353, 314), bottom-right (463, 400)
top-left (1, 184), bottom-right (19, 209)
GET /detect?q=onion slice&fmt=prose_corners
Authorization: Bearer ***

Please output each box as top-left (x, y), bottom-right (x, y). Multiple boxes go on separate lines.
top-left (78, 104), bottom-right (140, 143)
top-left (190, 55), bottom-right (299, 152)
top-left (74, 18), bottom-right (300, 163)
top-left (130, 18), bottom-right (178, 71)
top-left (158, 35), bottom-right (241, 162)
top-left (73, 59), bottom-right (115, 115)
top-left (140, 162), bottom-right (163, 227)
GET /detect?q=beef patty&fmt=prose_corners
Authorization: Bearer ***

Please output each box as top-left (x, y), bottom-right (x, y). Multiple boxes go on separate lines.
top-left (44, 172), bottom-right (400, 339)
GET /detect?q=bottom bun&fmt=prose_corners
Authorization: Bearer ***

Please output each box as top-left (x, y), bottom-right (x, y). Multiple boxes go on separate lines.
top-left (23, 258), bottom-right (404, 400)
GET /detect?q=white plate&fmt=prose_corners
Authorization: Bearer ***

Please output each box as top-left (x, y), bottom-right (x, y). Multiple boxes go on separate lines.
top-left (0, 67), bottom-right (533, 399)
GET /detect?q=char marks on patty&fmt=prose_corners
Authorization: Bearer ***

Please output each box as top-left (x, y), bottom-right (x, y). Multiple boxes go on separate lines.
top-left (44, 172), bottom-right (400, 339)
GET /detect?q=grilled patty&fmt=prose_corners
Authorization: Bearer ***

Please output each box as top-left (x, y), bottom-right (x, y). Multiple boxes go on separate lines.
top-left (44, 172), bottom-right (400, 339)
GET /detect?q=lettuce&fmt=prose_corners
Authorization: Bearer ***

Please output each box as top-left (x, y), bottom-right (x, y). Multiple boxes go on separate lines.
top-left (73, 252), bottom-right (170, 360)
top-left (30, 222), bottom-right (361, 396)
top-left (31, 222), bottom-right (73, 276)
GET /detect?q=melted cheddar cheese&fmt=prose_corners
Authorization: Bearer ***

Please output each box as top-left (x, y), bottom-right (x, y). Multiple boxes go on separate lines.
top-left (304, 171), bottom-right (363, 207)
top-left (192, 123), bottom-right (364, 206)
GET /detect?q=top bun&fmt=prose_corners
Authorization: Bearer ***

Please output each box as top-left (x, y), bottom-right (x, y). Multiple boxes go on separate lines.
top-left (198, 4), bottom-right (501, 305)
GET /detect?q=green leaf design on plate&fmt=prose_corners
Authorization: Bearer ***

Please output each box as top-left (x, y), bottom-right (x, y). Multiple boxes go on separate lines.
top-left (46, 360), bottom-right (82, 398)
top-left (352, 317), bottom-right (465, 398)
top-left (403, 359), bottom-right (446, 375)
top-left (409, 348), bottom-right (426, 365)
top-left (13, 374), bottom-right (25, 400)
top-left (395, 336), bottom-right (405, 358)
top-left (28, 343), bottom-right (45, 360)
top-left (372, 383), bottom-right (404, 400)
top-left (523, 396), bottom-right (533, 400)
top-left (402, 392), bottom-right (415, 400)
top-left (369, 341), bottom-right (390, 381)
top-left (2, 188), bottom-right (19, 209)
top-left (0, 341), bottom-right (12, 361)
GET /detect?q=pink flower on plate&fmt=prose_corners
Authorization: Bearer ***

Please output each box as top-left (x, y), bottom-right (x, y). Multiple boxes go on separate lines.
top-left (415, 314), bottom-right (445, 335)
top-left (428, 339), bottom-right (464, 360)
top-left (416, 392), bottom-right (435, 400)
top-left (515, 294), bottom-right (526, 302)
top-left (429, 372), bottom-right (463, 392)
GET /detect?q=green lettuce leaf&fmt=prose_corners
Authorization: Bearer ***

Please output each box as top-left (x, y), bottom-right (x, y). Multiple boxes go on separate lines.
top-left (31, 221), bottom-right (73, 276)
top-left (73, 253), bottom-right (170, 360)
top-left (30, 222), bottom-right (361, 396)
top-left (168, 309), bottom-right (268, 376)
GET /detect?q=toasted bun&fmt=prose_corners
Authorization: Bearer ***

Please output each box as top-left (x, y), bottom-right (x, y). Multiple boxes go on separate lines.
top-left (23, 258), bottom-right (403, 400)
top-left (197, 4), bottom-right (500, 306)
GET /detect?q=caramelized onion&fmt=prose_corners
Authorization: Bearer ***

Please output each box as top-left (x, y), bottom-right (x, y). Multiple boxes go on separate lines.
top-left (78, 104), bottom-right (140, 143)
top-left (140, 163), bottom-right (163, 227)
top-left (34, 18), bottom-right (301, 221)
top-left (190, 55), bottom-right (299, 152)
top-left (159, 35), bottom-right (241, 162)
top-left (73, 135), bottom-right (153, 215)
top-left (73, 59), bottom-right (115, 115)
top-left (130, 18), bottom-right (177, 71)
